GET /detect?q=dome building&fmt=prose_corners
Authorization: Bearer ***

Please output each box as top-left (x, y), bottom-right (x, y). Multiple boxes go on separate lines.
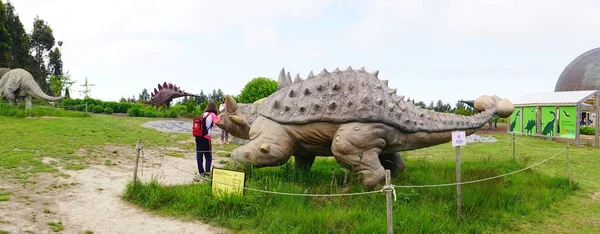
top-left (555, 47), bottom-right (600, 92)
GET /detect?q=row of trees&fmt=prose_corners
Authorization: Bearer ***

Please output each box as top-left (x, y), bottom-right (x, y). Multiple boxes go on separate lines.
top-left (0, 0), bottom-right (74, 98)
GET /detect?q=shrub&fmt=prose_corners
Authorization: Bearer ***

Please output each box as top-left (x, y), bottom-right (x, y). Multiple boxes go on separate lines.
top-left (127, 107), bottom-right (142, 117)
top-left (236, 77), bottom-right (277, 103)
top-left (92, 105), bottom-right (104, 113)
top-left (581, 126), bottom-right (596, 135)
top-left (104, 107), bottom-right (114, 114)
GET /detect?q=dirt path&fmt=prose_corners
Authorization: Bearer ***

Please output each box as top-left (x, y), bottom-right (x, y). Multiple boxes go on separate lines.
top-left (0, 143), bottom-right (231, 234)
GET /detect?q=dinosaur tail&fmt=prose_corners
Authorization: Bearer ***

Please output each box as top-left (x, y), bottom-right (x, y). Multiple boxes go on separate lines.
top-left (20, 70), bottom-right (66, 102)
top-left (410, 95), bottom-right (514, 133)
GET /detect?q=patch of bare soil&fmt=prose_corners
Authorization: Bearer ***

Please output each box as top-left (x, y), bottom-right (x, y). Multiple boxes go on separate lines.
top-left (593, 191), bottom-right (600, 201)
top-left (0, 143), bottom-right (231, 234)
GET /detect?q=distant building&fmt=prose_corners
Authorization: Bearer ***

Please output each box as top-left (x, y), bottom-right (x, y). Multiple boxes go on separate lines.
top-left (555, 47), bottom-right (600, 92)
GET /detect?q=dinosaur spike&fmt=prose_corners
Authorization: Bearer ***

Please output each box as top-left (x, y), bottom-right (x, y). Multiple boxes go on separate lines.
top-left (319, 68), bottom-right (328, 76)
top-left (333, 67), bottom-right (341, 73)
top-left (328, 101), bottom-right (337, 110)
top-left (387, 88), bottom-right (397, 95)
top-left (332, 83), bottom-right (341, 91)
top-left (168, 83), bottom-right (173, 89)
top-left (163, 82), bottom-right (168, 88)
top-left (304, 88), bottom-right (311, 96)
top-left (294, 73), bottom-right (302, 82)
top-left (382, 80), bottom-right (388, 86)
top-left (153, 88), bottom-right (158, 94)
top-left (358, 67), bottom-right (366, 72)
top-left (285, 72), bottom-right (291, 82)
top-left (345, 66), bottom-right (353, 72)
top-left (278, 68), bottom-right (290, 89)
top-left (398, 95), bottom-right (405, 101)
top-left (158, 84), bottom-right (163, 90)
top-left (307, 71), bottom-right (315, 79)
top-left (373, 70), bottom-right (379, 78)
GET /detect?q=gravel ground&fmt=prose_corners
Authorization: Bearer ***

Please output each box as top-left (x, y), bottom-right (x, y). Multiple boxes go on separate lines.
top-left (143, 120), bottom-right (249, 144)
top-left (466, 134), bottom-right (497, 143)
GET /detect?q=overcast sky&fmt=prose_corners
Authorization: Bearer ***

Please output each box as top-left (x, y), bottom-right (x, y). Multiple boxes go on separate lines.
top-left (9, 0), bottom-right (600, 104)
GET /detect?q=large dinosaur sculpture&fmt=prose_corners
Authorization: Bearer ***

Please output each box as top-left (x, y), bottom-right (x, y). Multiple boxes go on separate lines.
top-left (0, 68), bottom-right (65, 109)
top-left (216, 67), bottom-right (514, 189)
top-left (145, 82), bottom-right (198, 110)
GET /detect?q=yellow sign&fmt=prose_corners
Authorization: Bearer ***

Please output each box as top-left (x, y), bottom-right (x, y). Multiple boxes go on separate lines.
top-left (211, 168), bottom-right (246, 197)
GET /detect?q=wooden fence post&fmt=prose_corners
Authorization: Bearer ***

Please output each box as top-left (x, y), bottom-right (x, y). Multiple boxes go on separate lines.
top-left (385, 169), bottom-right (393, 234)
top-left (133, 138), bottom-right (143, 181)
top-left (456, 145), bottom-right (462, 219)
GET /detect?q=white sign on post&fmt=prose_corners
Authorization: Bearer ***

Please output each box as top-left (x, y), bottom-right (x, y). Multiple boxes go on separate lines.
top-left (452, 131), bottom-right (466, 147)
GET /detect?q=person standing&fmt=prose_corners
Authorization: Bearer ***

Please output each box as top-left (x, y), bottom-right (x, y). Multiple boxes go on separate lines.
top-left (218, 102), bottom-right (229, 144)
top-left (195, 100), bottom-right (219, 180)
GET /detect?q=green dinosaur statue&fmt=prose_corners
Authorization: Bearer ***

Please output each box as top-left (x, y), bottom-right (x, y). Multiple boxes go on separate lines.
top-left (541, 111), bottom-right (556, 136)
top-left (216, 67), bottom-right (514, 189)
top-left (0, 68), bottom-right (65, 109)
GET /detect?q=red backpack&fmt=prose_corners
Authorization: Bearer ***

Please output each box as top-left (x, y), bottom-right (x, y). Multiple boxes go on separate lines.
top-left (192, 113), bottom-right (211, 137)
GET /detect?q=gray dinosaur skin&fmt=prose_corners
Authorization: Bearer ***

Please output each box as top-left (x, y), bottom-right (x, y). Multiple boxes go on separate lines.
top-left (0, 68), bottom-right (65, 109)
top-left (217, 66), bottom-right (515, 190)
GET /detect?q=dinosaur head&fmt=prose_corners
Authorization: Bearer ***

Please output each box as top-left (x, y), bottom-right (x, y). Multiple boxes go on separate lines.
top-left (215, 95), bottom-right (251, 139)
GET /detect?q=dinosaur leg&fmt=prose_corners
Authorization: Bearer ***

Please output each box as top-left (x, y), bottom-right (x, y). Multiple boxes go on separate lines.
top-left (24, 95), bottom-right (32, 110)
top-left (294, 155), bottom-right (316, 170)
top-left (331, 124), bottom-right (387, 189)
top-left (230, 117), bottom-right (294, 169)
top-left (378, 152), bottom-right (405, 177)
top-left (3, 86), bottom-right (16, 105)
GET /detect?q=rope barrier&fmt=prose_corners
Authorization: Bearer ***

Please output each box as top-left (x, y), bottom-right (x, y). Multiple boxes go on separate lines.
top-left (135, 142), bottom-right (568, 197)
top-left (394, 148), bottom-right (566, 188)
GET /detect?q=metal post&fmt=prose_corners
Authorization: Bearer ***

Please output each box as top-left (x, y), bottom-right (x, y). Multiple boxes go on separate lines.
top-left (567, 142), bottom-right (572, 188)
top-left (385, 169), bottom-right (393, 234)
top-left (456, 146), bottom-right (462, 219)
top-left (133, 138), bottom-right (142, 181)
top-left (512, 133), bottom-right (516, 160)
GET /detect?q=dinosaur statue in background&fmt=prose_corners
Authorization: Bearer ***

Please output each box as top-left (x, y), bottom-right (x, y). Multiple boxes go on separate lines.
top-left (459, 100), bottom-right (500, 129)
top-left (0, 68), bottom-right (65, 109)
top-left (145, 82), bottom-right (198, 110)
top-left (216, 67), bottom-right (514, 189)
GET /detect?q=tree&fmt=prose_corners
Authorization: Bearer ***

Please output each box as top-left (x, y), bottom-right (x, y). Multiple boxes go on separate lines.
top-left (47, 71), bottom-right (75, 97)
top-left (138, 88), bottom-right (150, 102)
top-left (236, 77), bottom-right (277, 103)
top-left (28, 15), bottom-right (55, 93)
top-left (47, 47), bottom-right (62, 76)
top-left (4, 0), bottom-right (30, 68)
top-left (0, 1), bottom-right (10, 67)
top-left (79, 77), bottom-right (95, 98)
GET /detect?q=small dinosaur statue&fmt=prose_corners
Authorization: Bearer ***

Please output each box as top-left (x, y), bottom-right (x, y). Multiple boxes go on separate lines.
top-left (541, 111), bottom-right (556, 136)
top-left (0, 68), bottom-right (65, 109)
top-left (145, 82), bottom-right (198, 110)
top-left (510, 110), bottom-right (521, 132)
top-left (216, 67), bottom-right (514, 189)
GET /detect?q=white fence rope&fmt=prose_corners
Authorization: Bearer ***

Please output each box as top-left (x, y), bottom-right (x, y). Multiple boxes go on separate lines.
top-left (137, 142), bottom-right (568, 197)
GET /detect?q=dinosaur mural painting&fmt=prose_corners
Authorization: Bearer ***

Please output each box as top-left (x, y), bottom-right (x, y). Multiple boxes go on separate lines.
top-left (145, 82), bottom-right (198, 110)
top-left (510, 110), bottom-right (521, 132)
top-left (541, 110), bottom-right (556, 136)
top-left (524, 119), bottom-right (536, 134)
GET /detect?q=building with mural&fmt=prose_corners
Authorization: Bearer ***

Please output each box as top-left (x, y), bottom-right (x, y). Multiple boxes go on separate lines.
top-left (509, 47), bottom-right (600, 148)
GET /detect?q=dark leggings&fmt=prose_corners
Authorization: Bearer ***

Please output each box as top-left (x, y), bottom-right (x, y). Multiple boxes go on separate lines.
top-left (195, 137), bottom-right (212, 174)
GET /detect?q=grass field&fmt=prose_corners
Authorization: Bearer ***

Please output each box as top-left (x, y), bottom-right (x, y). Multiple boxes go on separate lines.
top-left (1, 109), bottom-right (599, 233)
